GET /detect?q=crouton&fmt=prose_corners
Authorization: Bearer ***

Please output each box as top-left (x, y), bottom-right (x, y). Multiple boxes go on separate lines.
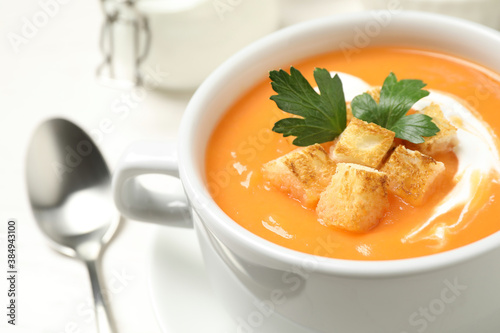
top-left (367, 86), bottom-right (381, 103)
top-left (330, 117), bottom-right (395, 168)
top-left (406, 103), bottom-right (458, 155)
top-left (380, 145), bottom-right (445, 205)
top-left (262, 144), bottom-right (336, 208)
top-left (317, 163), bottom-right (389, 232)
top-left (346, 103), bottom-right (353, 124)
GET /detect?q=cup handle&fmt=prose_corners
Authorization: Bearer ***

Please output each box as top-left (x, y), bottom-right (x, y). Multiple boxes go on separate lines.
top-left (112, 141), bottom-right (192, 228)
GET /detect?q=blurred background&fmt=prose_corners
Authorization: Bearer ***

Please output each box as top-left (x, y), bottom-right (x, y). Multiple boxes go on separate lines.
top-left (0, 0), bottom-right (498, 332)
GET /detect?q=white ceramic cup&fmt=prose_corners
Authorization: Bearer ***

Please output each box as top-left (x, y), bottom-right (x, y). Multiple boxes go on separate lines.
top-left (113, 11), bottom-right (500, 333)
top-left (136, 0), bottom-right (280, 90)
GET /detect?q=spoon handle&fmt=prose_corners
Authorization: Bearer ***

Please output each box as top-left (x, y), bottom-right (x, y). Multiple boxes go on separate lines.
top-left (86, 259), bottom-right (116, 333)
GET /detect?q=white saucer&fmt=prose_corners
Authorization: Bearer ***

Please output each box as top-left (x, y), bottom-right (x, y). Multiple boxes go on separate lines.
top-left (148, 226), bottom-right (500, 333)
top-left (148, 226), bottom-right (236, 333)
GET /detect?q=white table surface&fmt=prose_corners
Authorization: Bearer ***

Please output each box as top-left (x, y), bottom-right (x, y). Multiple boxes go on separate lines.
top-left (0, 1), bottom-right (366, 332)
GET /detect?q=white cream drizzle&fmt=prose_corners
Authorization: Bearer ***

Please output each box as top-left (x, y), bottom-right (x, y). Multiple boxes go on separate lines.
top-left (403, 92), bottom-right (500, 246)
top-left (263, 216), bottom-right (294, 239)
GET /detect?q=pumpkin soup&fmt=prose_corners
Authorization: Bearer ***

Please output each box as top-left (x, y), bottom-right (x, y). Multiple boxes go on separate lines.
top-left (205, 47), bottom-right (500, 260)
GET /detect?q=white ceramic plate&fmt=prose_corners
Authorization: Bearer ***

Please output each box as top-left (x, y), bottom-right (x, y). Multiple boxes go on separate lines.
top-left (147, 223), bottom-right (500, 333)
top-left (148, 226), bottom-right (236, 333)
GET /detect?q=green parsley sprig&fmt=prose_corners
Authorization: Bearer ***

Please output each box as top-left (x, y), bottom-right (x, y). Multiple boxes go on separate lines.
top-left (269, 68), bottom-right (439, 145)
top-left (270, 67), bottom-right (346, 146)
top-left (351, 72), bottom-right (439, 143)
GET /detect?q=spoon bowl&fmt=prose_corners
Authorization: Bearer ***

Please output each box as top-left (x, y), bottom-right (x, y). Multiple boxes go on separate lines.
top-left (26, 118), bottom-right (119, 332)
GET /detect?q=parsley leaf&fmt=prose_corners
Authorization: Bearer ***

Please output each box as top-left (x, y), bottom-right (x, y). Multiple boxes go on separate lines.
top-left (351, 72), bottom-right (439, 143)
top-left (270, 67), bottom-right (346, 146)
top-left (391, 113), bottom-right (441, 144)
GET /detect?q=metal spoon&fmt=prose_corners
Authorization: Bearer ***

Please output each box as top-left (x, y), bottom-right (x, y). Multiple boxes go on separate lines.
top-left (26, 118), bottom-right (119, 333)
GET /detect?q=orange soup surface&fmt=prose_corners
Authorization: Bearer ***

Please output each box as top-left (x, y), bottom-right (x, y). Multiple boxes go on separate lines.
top-left (205, 47), bottom-right (500, 260)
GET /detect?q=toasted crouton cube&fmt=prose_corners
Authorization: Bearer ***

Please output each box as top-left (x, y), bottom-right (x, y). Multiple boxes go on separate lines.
top-left (346, 103), bottom-right (354, 124)
top-left (262, 144), bottom-right (336, 208)
top-left (367, 86), bottom-right (381, 103)
top-left (317, 163), bottom-right (389, 232)
top-left (406, 103), bottom-right (458, 155)
top-left (330, 117), bottom-right (395, 168)
top-left (381, 145), bottom-right (445, 205)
